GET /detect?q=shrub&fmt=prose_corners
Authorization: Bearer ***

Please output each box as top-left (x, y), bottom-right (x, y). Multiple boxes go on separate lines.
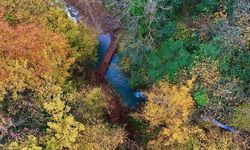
top-left (219, 48), bottom-right (250, 85)
top-left (197, 37), bottom-right (221, 60)
top-left (127, 39), bottom-right (193, 88)
top-left (196, 0), bottom-right (220, 13)
top-left (129, 0), bottom-right (146, 16)
top-left (231, 104), bottom-right (250, 132)
top-left (147, 39), bottom-right (193, 83)
top-left (193, 90), bottom-right (208, 107)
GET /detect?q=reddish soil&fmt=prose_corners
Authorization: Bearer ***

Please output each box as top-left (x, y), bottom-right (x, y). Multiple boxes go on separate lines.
top-left (65, 0), bottom-right (120, 81)
top-left (65, 0), bottom-right (129, 124)
top-left (97, 82), bottom-right (130, 124)
top-left (96, 33), bottom-right (119, 80)
top-left (65, 0), bottom-right (119, 33)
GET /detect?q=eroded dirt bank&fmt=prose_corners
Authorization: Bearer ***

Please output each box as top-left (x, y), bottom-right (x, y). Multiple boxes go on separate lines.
top-left (65, 0), bottom-right (119, 33)
top-left (65, 0), bottom-right (129, 123)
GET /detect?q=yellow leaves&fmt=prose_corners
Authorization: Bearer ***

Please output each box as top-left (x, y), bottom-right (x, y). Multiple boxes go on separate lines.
top-left (71, 87), bottom-right (107, 123)
top-left (0, 0), bottom-right (49, 24)
top-left (0, 15), bottom-right (74, 87)
top-left (144, 78), bottom-right (196, 146)
top-left (191, 60), bottom-right (220, 89)
top-left (42, 87), bottom-right (86, 149)
top-left (20, 136), bottom-right (42, 150)
top-left (85, 88), bottom-right (103, 103)
top-left (244, 27), bottom-right (250, 48)
top-left (46, 115), bottom-right (84, 149)
top-left (0, 82), bottom-right (6, 102)
top-left (0, 1), bottom-right (109, 149)
top-left (120, 56), bottom-right (131, 73)
top-left (6, 135), bottom-right (42, 150)
top-left (44, 98), bottom-right (85, 149)
top-left (162, 126), bottom-right (188, 145)
top-left (42, 6), bottom-right (98, 63)
top-left (143, 101), bottom-right (166, 127)
top-left (213, 11), bottom-right (227, 21)
top-left (43, 97), bottom-right (70, 121)
top-left (203, 127), bottom-right (238, 150)
top-left (231, 104), bottom-right (250, 132)
top-left (45, 137), bottom-right (61, 150)
top-left (0, 60), bottom-right (36, 101)
top-left (173, 23), bottom-right (195, 40)
top-left (77, 123), bottom-right (125, 150)
top-left (144, 78), bottom-right (242, 149)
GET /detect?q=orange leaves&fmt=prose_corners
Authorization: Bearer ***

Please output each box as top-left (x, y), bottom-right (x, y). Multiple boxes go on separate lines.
top-left (213, 10), bottom-right (227, 20)
top-left (0, 17), bottom-right (74, 86)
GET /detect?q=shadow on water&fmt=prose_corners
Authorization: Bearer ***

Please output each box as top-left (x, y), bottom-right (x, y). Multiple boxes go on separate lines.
top-left (63, 3), bottom-right (146, 108)
top-left (97, 34), bottom-right (145, 109)
top-left (65, 3), bottom-right (237, 133)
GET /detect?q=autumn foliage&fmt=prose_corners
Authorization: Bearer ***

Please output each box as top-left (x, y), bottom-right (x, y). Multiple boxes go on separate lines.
top-left (0, 0), bottom-right (126, 149)
top-left (0, 0), bottom-right (249, 149)
top-left (142, 78), bottom-right (243, 149)
top-left (143, 78), bottom-right (199, 147)
top-left (0, 16), bottom-right (73, 87)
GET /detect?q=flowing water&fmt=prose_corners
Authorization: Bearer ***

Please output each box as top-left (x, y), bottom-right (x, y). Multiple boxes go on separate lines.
top-left (65, 2), bottom-right (237, 132)
top-left (97, 34), bottom-right (145, 108)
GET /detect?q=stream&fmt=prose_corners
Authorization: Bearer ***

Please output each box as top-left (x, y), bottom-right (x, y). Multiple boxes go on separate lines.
top-left (97, 34), bottom-right (146, 108)
top-left (64, 2), bottom-right (237, 133)
top-left (64, 2), bottom-right (145, 108)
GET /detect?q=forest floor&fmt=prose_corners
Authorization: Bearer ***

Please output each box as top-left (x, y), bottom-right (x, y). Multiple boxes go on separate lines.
top-left (65, 0), bottom-right (117, 33)
top-left (65, 0), bottom-right (131, 123)
top-left (64, 2), bottom-right (148, 148)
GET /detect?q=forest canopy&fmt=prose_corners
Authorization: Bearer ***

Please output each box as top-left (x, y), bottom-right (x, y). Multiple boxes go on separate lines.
top-left (0, 0), bottom-right (249, 149)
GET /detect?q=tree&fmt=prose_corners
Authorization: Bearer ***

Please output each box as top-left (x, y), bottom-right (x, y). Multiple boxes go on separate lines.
top-left (143, 78), bottom-right (198, 147)
top-left (76, 123), bottom-right (125, 150)
top-left (43, 97), bottom-right (85, 150)
top-left (0, 0), bottom-right (99, 146)
top-left (4, 135), bottom-right (42, 150)
top-left (0, 0), bottom-right (98, 67)
top-left (0, 17), bottom-right (74, 136)
top-left (127, 39), bottom-right (193, 88)
top-left (68, 87), bottom-right (107, 123)
top-left (0, 16), bottom-right (73, 88)
top-left (66, 87), bottom-right (126, 149)
top-left (142, 78), bottom-right (242, 149)
top-left (0, 0), bottom-right (49, 25)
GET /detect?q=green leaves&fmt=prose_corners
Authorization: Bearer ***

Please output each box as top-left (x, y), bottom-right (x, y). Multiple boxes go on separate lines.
top-left (196, 0), bottom-right (219, 13)
top-left (148, 39), bottom-right (193, 82)
top-left (219, 49), bottom-right (250, 84)
top-left (4, 12), bottom-right (18, 25)
top-left (198, 37), bottom-right (221, 60)
top-left (193, 90), bottom-right (208, 107)
top-left (128, 0), bottom-right (147, 16)
top-left (231, 104), bottom-right (250, 132)
top-left (129, 39), bottom-right (193, 88)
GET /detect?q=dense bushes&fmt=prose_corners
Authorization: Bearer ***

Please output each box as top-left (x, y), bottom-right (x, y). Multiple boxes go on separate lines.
top-left (0, 0), bottom-right (249, 149)
top-left (193, 90), bottom-right (208, 107)
top-left (231, 104), bottom-right (250, 132)
top-left (0, 0), bottom-right (126, 149)
top-left (136, 78), bottom-right (243, 149)
top-left (123, 39), bottom-right (193, 88)
top-left (105, 0), bottom-right (249, 148)
top-left (219, 48), bottom-right (250, 86)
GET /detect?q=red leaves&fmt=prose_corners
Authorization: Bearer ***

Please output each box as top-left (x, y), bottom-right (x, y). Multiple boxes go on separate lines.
top-left (0, 17), bottom-right (73, 85)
